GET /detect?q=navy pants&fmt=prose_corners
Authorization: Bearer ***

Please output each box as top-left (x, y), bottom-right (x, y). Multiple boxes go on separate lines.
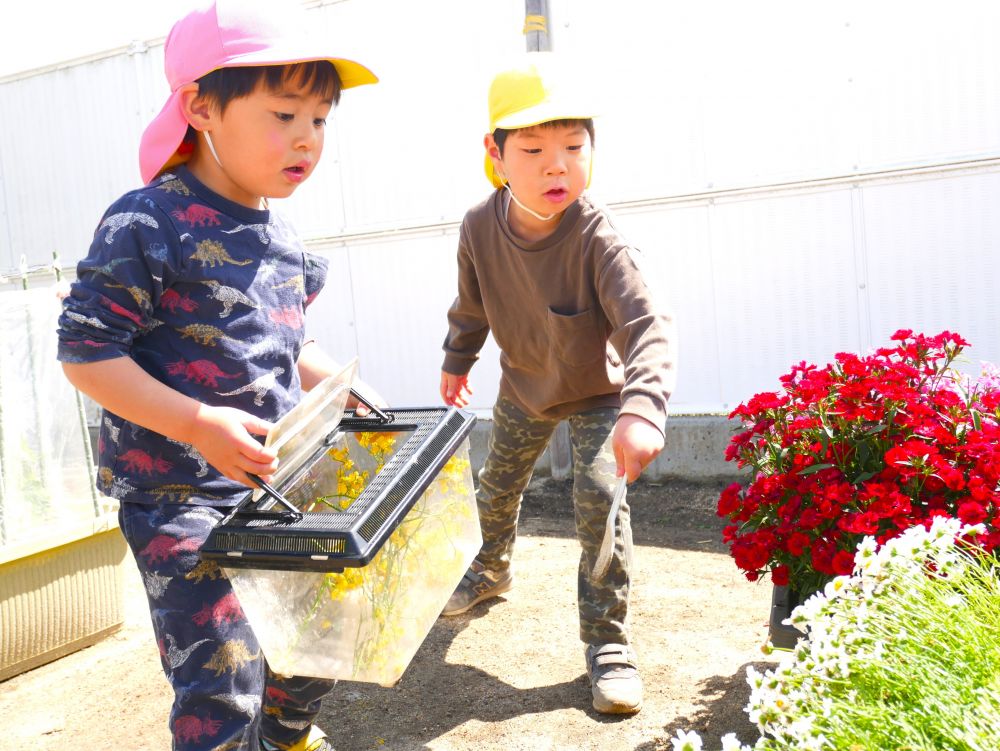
top-left (120, 502), bottom-right (335, 751)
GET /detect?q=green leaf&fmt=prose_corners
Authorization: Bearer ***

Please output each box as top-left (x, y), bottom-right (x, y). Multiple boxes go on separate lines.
top-left (797, 462), bottom-right (834, 476)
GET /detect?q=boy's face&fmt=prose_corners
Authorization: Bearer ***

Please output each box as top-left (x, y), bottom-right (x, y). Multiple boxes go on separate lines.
top-left (188, 76), bottom-right (333, 209)
top-left (486, 123), bottom-right (592, 223)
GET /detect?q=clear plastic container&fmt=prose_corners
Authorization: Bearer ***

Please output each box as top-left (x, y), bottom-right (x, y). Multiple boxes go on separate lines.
top-left (222, 436), bottom-right (480, 686)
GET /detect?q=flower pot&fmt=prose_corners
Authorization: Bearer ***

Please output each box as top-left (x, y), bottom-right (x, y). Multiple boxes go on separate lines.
top-left (769, 584), bottom-right (806, 649)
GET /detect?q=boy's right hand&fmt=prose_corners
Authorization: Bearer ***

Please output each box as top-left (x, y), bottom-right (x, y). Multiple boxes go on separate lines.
top-left (440, 371), bottom-right (473, 408)
top-left (187, 405), bottom-right (278, 488)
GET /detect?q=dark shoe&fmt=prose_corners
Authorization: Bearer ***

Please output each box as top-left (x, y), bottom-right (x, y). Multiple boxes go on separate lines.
top-left (440, 559), bottom-right (513, 616)
top-left (585, 643), bottom-right (643, 714)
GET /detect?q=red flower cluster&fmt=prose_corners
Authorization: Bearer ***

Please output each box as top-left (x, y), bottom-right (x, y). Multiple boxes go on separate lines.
top-left (719, 330), bottom-right (1000, 595)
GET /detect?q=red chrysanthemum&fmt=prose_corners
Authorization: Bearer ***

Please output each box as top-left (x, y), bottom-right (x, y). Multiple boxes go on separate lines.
top-left (716, 330), bottom-right (1000, 595)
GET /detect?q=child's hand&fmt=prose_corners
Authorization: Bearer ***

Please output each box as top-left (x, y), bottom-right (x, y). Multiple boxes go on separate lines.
top-left (187, 405), bottom-right (278, 488)
top-left (612, 414), bottom-right (664, 483)
top-left (440, 371), bottom-right (473, 408)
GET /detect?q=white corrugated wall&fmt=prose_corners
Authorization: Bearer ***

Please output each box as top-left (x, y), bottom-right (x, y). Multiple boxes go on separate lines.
top-left (1, 0), bottom-right (998, 414)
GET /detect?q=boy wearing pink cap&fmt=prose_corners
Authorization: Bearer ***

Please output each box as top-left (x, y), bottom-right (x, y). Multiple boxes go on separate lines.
top-left (439, 54), bottom-right (676, 715)
top-left (57, 2), bottom-right (377, 749)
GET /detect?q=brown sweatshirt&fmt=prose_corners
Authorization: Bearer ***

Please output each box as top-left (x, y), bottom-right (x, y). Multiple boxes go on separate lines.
top-left (442, 190), bottom-right (676, 435)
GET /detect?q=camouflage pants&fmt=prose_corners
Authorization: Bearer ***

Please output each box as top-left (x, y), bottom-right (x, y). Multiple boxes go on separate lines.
top-left (477, 395), bottom-right (632, 645)
top-left (120, 502), bottom-right (335, 751)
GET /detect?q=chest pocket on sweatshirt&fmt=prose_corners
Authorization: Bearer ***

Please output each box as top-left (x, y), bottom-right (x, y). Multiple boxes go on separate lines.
top-left (546, 307), bottom-right (605, 367)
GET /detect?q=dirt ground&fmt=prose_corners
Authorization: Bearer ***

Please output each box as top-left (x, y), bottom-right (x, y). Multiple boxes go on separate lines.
top-left (0, 477), bottom-right (779, 751)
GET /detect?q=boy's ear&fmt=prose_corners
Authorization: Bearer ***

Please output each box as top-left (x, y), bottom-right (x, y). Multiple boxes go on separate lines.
top-left (483, 133), bottom-right (501, 160)
top-left (178, 83), bottom-right (214, 131)
top-left (484, 133), bottom-right (504, 179)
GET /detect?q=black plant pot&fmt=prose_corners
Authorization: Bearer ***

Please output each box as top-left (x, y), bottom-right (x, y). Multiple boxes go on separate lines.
top-left (769, 585), bottom-right (807, 649)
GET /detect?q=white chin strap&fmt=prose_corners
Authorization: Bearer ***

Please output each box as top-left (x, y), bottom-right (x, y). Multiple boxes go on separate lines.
top-left (203, 131), bottom-right (223, 169)
top-left (504, 183), bottom-right (557, 222)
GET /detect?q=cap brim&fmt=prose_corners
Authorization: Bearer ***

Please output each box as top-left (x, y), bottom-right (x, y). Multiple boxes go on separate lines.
top-left (219, 47), bottom-right (378, 89)
top-left (140, 90), bottom-right (189, 184)
top-left (492, 100), bottom-right (595, 131)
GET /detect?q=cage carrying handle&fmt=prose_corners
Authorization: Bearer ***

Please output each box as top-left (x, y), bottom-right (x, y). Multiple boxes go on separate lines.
top-left (350, 388), bottom-right (393, 424)
top-left (246, 474), bottom-right (303, 521)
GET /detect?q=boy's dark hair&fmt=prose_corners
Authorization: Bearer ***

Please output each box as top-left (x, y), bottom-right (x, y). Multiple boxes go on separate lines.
top-left (493, 118), bottom-right (595, 156)
top-left (183, 61), bottom-right (342, 142)
top-left (198, 60), bottom-right (342, 109)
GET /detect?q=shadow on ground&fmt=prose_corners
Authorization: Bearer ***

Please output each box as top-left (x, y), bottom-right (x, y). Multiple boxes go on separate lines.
top-left (317, 477), bottom-right (765, 751)
top-left (519, 477), bottom-right (733, 554)
top-left (319, 598), bottom-right (584, 750)
top-left (635, 661), bottom-right (772, 750)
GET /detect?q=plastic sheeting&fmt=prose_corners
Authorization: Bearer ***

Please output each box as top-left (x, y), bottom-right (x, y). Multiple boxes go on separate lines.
top-left (0, 286), bottom-right (99, 551)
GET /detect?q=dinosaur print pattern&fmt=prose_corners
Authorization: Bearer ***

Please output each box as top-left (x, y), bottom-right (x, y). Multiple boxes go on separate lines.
top-left (269, 306), bottom-right (304, 330)
top-left (100, 212), bottom-right (159, 243)
top-left (172, 204), bottom-right (223, 226)
top-left (199, 279), bottom-right (258, 318)
top-left (165, 437), bottom-right (211, 478)
top-left (242, 335), bottom-right (286, 361)
top-left (160, 634), bottom-right (211, 669)
top-left (256, 257), bottom-right (279, 282)
top-left (193, 592), bottom-right (244, 627)
top-left (58, 165), bottom-right (329, 508)
top-left (160, 288), bottom-right (198, 313)
top-left (158, 178), bottom-right (191, 196)
top-left (272, 274), bottom-right (305, 294)
top-left (222, 223), bottom-right (271, 244)
top-left (174, 714), bottom-right (222, 744)
top-left (177, 323), bottom-right (234, 346)
top-left (167, 358), bottom-right (241, 387)
top-left (121, 503), bottom-right (338, 748)
top-left (140, 534), bottom-right (201, 564)
top-left (105, 282), bottom-right (153, 311)
top-left (64, 310), bottom-right (109, 330)
top-left (108, 477), bottom-right (139, 499)
top-left (146, 242), bottom-right (171, 263)
top-left (217, 366), bottom-right (285, 407)
top-left (144, 571), bottom-right (172, 599)
top-left (203, 639), bottom-right (260, 676)
top-left (212, 693), bottom-right (261, 715)
top-left (100, 296), bottom-right (144, 326)
top-left (90, 257), bottom-right (135, 277)
top-left (147, 484), bottom-right (207, 503)
top-left (119, 449), bottom-right (173, 475)
top-left (185, 559), bottom-right (222, 584)
top-left (190, 239), bottom-right (253, 268)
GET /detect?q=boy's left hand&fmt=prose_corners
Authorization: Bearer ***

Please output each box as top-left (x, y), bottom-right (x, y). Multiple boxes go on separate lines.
top-left (612, 414), bottom-right (664, 482)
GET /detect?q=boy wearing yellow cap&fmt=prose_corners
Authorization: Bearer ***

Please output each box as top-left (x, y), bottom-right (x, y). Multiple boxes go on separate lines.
top-left (57, 2), bottom-right (379, 749)
top-left (439, 53), bottom-right (676, 715)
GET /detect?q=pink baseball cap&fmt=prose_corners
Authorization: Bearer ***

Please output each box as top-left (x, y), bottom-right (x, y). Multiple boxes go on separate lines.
top-left (139, 0), bottom-right (378, 183)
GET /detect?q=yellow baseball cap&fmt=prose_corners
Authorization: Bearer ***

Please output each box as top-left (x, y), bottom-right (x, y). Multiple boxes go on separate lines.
top-left (484, 52), bottom-right (595, 188)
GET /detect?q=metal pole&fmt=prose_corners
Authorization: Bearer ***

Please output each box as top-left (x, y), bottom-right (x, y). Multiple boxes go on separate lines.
top-left (21, 255), bottom-right (52, 519)
top-left (524, 0), bottom-right (551, 51)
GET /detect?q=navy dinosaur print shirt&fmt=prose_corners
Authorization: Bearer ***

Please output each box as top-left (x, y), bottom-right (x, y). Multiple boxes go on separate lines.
top-left (57, 166), bottom-right (329, 506)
